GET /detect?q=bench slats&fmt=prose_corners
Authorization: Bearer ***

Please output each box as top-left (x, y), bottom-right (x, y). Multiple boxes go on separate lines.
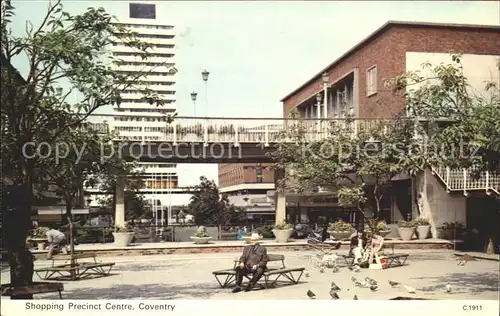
top-left (264, 267), bottom-right (305, 276)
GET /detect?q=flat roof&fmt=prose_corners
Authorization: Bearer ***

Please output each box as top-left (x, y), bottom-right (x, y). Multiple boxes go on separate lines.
top-left (281, 21), bottom-right (500, 102)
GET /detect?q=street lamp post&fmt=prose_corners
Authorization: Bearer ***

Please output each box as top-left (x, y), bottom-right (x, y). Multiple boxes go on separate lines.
top-left (322, 72), bottom-right (329, 118)
top-left (190, 91), bottom-right (197, 117)
top-left (201, 69), bottom-right (209, 109)
top-left (316, 93), bottom-right (322, 140)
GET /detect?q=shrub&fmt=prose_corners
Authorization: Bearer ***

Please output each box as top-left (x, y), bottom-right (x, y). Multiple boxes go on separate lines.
top-left (274, 222), bottom-right (292, 230)
top-left (115, 224), bottom-right (134, 233)
top-left (328, 220), bottom-right (354, 232)
top-left (397, 220), bottom-right (417, 228)
top-left (376, 220), bottom-right (390, 231)
top-left (30, 227), bottom-right (50, 238)
top-left (438, 221), bottom-right (465, 230)
top-left (415, 217), bottom-right (430, 226)
top-left (193, 226), bottom-right (210, 238)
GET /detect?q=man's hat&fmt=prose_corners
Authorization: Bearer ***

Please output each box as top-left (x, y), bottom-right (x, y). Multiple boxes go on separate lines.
top-left (249, 233), bottom-right (261, 244)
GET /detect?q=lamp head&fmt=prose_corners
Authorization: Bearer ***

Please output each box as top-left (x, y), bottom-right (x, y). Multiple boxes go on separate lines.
top-left (322, 72), bottom-right (329, 84)
top-left (316, 93), bottom-right (322, 103)
top-left (202, 69), bottom-right (209, 82)
top-left (190, 91), bottom-right (197, 101)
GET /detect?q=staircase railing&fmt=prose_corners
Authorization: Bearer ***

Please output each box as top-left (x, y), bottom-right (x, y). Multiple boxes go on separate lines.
top-left (432, 166), bottom-right (500, 195)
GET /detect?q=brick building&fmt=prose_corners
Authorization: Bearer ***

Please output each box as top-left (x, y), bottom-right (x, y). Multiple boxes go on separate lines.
top-left (218, 163), bottom-right (275, 223)
top-left (279, 21), bottom-right (500, 241)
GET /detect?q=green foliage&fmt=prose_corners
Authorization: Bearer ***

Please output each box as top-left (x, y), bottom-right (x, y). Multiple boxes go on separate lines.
top-left (387, 54), bottom-right (500, 173)
top-left (193, 226), bottom-right (210, 238)
top-left (397, 220), bottom-right (417, 228)
top-left (438, 221), bottom-right (465, 230)
top-left (114, 224), bottom-right (134, 233)
top-left (255, 225), bottom-right (275, 239)
top-left (328, 220), bottom-right (354, 232)
top-left (188, 176), bottom-right (242, 226)
top-left (29, 227), bottom-right (50, 238)
top-left (376, 220), bottom-right (390, 231)
top-left (415, 217), bottom-right (430, 226)
top-left (274, 221), bottom-right (292, 230)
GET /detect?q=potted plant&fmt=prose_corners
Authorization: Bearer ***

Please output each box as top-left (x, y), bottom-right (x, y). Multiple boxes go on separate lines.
top-left (415, 217), bottom-right (431, 240)
top-left (28, 227), bottom-right (50, 250)
top-left (327, 220), bottom-right (354, 240)
top-left (272, 222), bottom-right (293, 243)
top-left (190, 226), bottom-right (213, 244)
top-left (112, 224), bottom-right (135, 247)
top-left (375, 220), bottom-right (392, 238)
top-left (438, 221), bottom-right (465, 240)
top-left (397, 220), bottom-right (417, 241)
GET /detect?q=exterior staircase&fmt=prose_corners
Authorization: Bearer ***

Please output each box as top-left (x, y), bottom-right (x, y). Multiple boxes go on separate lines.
top-left (431, 166), bottom-right (500, 196)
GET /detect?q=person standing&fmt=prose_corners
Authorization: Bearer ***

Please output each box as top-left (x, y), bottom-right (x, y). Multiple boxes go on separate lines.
top-left (46, 225), bottom-right (68, 259)
top-left (232, 233), bottom-right (268, 293)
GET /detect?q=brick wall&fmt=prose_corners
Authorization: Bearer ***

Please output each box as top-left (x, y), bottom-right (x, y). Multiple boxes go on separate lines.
top-left (283, 24), bottom-right (500, 118)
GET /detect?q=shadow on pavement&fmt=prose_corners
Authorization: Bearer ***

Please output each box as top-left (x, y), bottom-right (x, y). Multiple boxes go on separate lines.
top-left (413, 272), bottom-right (498, 293)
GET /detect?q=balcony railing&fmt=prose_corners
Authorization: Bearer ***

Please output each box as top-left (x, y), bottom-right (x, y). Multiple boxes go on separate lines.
top-left (432, 166), bottom-right (500, 195)
top-left (86, 115), bottom-right (403, 144)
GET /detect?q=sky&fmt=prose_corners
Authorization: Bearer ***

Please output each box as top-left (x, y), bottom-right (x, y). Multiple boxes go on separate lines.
top-left (8, 0), bottom-right (500, 196)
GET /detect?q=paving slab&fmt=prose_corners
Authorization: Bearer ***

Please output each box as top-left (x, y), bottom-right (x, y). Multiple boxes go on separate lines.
top-left (1, 249), bottom-right (497, 300)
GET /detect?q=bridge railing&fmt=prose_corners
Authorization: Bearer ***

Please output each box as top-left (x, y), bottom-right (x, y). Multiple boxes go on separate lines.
top-left (86, 114), bottom-right (399, 144)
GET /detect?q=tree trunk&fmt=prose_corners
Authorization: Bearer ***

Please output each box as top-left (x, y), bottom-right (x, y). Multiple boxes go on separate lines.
top-left (6, 181), bottom-right (34, 299)
top-left (65, 204), bottom-right (75, 255)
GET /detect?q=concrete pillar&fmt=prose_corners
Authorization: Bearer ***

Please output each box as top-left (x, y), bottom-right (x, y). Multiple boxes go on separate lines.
top-left (115, 176), bottom-right (126, 228)
top-left (275, 169), bottom-right (286, 225)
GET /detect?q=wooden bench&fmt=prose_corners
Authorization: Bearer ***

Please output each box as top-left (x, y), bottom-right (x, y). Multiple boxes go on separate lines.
top-left (34, 253), bottom-right (115, 281)
top-left (212, 254), bottom-right (305, 289)
top-left (1, 282), bottom-right (64, 299)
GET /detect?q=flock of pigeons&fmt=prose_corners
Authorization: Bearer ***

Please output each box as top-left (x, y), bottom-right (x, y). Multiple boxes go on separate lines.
top-left (304, 268), bottom-right (452, 300)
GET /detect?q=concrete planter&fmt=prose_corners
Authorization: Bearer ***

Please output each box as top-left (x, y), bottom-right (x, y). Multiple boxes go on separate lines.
top-left (272, 229), bottom-right (293, 243)
top-left (37, 242), bottom-right (47, 251)
top-left (112, 232), bottom-right (134, 247)
top-left (397, 227), bottom-right (416, 241)
top-left (190, 236), bottom-right (212, 244)
top-left (378, 230), bottom-right (392, 238)
top-left (328, 231), bottom-right (353, 241)
top-left (416, 225), bottom-right (431, 240)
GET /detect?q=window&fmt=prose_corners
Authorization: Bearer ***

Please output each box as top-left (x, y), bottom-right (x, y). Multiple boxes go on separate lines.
top-left (129, 3), bottom-right (156, 19)
top-left (366, 66), bottom-right (377, 96)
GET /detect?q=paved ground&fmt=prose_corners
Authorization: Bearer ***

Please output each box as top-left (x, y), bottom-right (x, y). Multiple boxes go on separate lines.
top-left (1, 249), bottom-right (498, 300)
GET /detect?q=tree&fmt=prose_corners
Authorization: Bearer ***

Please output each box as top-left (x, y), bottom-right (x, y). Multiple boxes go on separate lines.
top-left (271, 114), bottom-right (425, 227)
top-left (388, 54), bottom-right (500, 174)
top-left (188, 176), bottom-right (243, 226)
top-left (1, 0), bottom-right (174, 293)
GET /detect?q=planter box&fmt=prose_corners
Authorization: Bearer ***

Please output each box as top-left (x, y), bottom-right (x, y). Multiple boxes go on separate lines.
top-left (416, 225), bottom-right (431, 240)
top-left (190, 236), bottom-right (212, 244)
top-left (112, 232), bottom-right (134, 247)
top-left (328, 230), bottom-right (353, 241)
top-left (438, 228), bottom-right (459, 240)
top-left (397, 227), bottom-right (416, 241)
top-left (272, 229), bottom-right (293, 243)
top-left (378, 230), bottom-right (392, 238)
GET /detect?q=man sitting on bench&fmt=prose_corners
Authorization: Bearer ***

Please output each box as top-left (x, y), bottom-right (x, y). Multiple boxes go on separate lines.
top-left (232, 233), bottom-right (268, 293)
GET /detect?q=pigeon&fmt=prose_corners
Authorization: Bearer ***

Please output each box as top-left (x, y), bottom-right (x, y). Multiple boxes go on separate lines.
top-left (319, 267), bottom-right (325, 273)
top-left (446, 284), bottom-right (452, 293)
top-left (457, 254), bottom-right (477, 266)
top-left (388, 280), bottom-right (400, 287)
top-left (304, 270), bottom-right (310, 278)
top-left (365, 277), bottom-right (377, 286)
top-left (353, 294), bottom-right (358, 300)
top-left (330, 291), bottom-right (340, 300)
top-left (404, 285), bottom-right (416, 294)
top-left (330, 281), bottom-right (341, 292)
top-left (370, 285), bottom-right (378, 292)
top-left (332, 266), bottom-right (340, 273)
top-left (354, 281), bottom-right (366, 288)
top-left (351, 276), bottom-right (358, 283)
top-left (353, 266), bottom-right (361, 273)
top-left (307, 289), bottom-right (316, 299)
